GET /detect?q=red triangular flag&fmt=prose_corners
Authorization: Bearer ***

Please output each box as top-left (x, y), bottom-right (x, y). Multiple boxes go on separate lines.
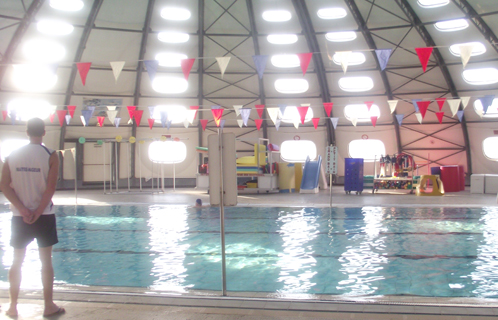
top-left (435, 98), bottom-right (446, 111)
top-left (49, 113), bottom-right (55, 123)
top-left (148, 118), bottom-right (154, 129)
top-left (255, 119), bottom-right (263, 131)
top-left (97, 116), bottom-right (105, 127)
top-left (297, 106), bottom-right (308, 124)
top-left (365, 101), bottom-right (374, 111)
top-left (134, 110), bottom-right (143, 127)
top-left (56, 110), bottom-right (67, 127)
top-left (76, 62), bottom-right (92, 85)
top-left (200, 119), bottom-right (208, 131)
top-left (3, 110), bottom-right (9, 121)
top-left (181, 58), bottom-right (195, 80)
top-left (255, 104), bottom-right (265, 118)
top-left (67, 105), bottom-right (76, 118)
top-left (415, 47), bottom-right (433, 72)
top-left (371, 116), bottom-right (378, 127)
top-left (127, 106), bottom-right (136, 119)
top-left (436, 112), bottom-right (444, 124)
top-left (312, 118), bottom-right (320, 129)
top-left (190, 106), bottom-right (199, 120)
top-left (416, 100), bottom-right (431, 119)
top-left (211, 108), bottom-right (223, 126)
top-left (297, 53), bottom-right (313, 76)
top-left (323, 102), bottom-right (333, 117)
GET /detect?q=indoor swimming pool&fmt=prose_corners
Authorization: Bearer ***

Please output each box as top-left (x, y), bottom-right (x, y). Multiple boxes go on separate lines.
top-left (0, 204), bottom-right (497, 298)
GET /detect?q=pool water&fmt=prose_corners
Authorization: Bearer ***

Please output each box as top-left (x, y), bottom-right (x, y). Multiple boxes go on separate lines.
top-left (1, 205), bottom-right (498, 297)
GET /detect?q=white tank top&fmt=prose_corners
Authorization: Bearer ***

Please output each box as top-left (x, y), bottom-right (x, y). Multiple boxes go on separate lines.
top-left (8, 143), bottom-right (54, 216)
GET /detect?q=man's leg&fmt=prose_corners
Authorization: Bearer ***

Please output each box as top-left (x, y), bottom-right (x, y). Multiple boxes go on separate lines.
top-left (7, 248), bottom-right (26, 316)
top-left (39, 246), bottom-right (63, 316)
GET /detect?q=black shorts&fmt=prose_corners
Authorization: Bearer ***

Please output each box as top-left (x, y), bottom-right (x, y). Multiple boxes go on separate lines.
top-left (10, 214), bottom-right (58, 249)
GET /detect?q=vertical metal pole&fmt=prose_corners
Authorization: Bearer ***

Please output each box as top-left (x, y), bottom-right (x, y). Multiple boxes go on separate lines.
top-left (139, 142), bottom-right (142, 191)
top-left (74, 149), bottom-right (77, 205)
top-left (109, 142), bottom-right (113, 193)
top-left (127, 143), bottom-right (130, 191)
top-left (329, 174), bottom-right (332, 208)
top-left (173, 163), bottom-right (176, 191)
top-left (103, 143), bottom-right (106, 194)
top-left (161, 164), bottom-right (164, 191)
top-left (219, 130), bottom-right (227, 296)
top-left (115, 142), bottom-right (119, 192)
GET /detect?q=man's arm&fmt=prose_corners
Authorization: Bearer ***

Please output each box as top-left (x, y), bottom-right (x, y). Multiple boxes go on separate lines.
top-left (29, 152), bottom-right (59, 223)
top-left (0, 159), bottom-right (32, 219)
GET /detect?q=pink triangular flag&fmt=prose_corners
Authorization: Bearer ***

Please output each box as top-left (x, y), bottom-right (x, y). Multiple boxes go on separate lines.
top-left (415, 47), bottom-right (433, 72)
top-left (211, 108), bottom-right (223, 127)
top-left (49, 112), bottom-right (55, 123)
top-left (127, 106), bottom-right (136, 119)
top-left (323, 102), bottom-right (333, 117)
top-left (134, 110), bottom-right (143, 127)
top-left (436, 112), bottom-right (444, 124)
top-left (416, 100), bottom-right (431, 119)
top-left (371, 116), bottom-right (378, 127)
top-left (148, 118), bottom-right (154, 129)
top-left (56, 110), bottom-right (67, 127)
top-left (255, 119), bottom-right (263, 131)
top-left (97, 116), bottom-right (105, 127)
top-left (255, 104), bottom-right (265, 118)
top-left (297, 106), bottom-right (308, 124)
top-left (365, 101), bottom-right (374, 111)
top-left (76, 62), bottom-right (92, 85)
top-left (435, 98), bottom-right (446, 111)
top-left (297, 53), bottom-right (313, 76)
top-left (181, 58), bottom-right (195, 81)
top-left (67, 105), bottom-right (76, 118)
top-left (200, 119), bottom-right (208, 131)
top-left (3, 110), bottom-right (12, 121)
top-left (312, 118), bottom-right (319, 129)
top-left (190, 106), bottom-right (199, 120)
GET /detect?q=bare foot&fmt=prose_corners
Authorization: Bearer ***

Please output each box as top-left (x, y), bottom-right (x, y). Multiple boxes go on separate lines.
top-left (5, 305), bottom-right (18, 318)
top-left (43, 305), bottom-right (65, 317)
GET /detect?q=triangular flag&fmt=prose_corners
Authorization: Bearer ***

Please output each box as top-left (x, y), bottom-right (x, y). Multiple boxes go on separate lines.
top-left (219, 119), bottom-right (225, 130)
top-left (134, 110), bottom-right (143, 126)
top-left (233, 105), bottom-right (242, 116)
top-left (388, 100), bottom-right (398, 114)
top-left (436, 112), bottom-right (444, 124)
top-left (237, 119), bottom-right (243, 128)
top-left (187, 110), bottom-right (197, 124)
top-left (267, 108), bottom-right (279, 125)
top-left (181, 58), bottom-right (195, 80)
top-left (297, 53), bottom-right (313, 76)
top-left (459, 45), bottom-right (473, 69)
top-left (148, 106), bottom-right (155, 117)
top-left (297, 106), bottom-right (308, 124)
top-left (255, 104), bottom-right (265, 118)
top-left (107, 106), bottom-right (116, 111)
top-left (216, 57), bottom-right (230, 78)
top-left (189, 106), bottom-right (199, 121)
top-left (211, 105), bottom-right (221, 109)
top-left (80, 115), bottom-right (86, 127)
top-left (148, 118), bottom-right (154, 129)
top-left (56, 110), bottom-right (67, 127)
top-left (375, 49), bottom-right (392, 71)
top-left (211, 108), bottom-right (223, 127)
top-left (65, 114), bottom-right (71, 125)
top-left (330, 117), bottom-right (339, 129)
top-left (10, 110), bottom-right (16, 125)
top-left (107, 110), bottom-right (118, 124)
top-left (365, 101), bottom-right (374, 111)
top-left (337, 51), bottom-right (352, 73)
top-left (323, 102), bottom-right (333, 117)
top-left (255, 119), bottom-right (263, 131)
top-left (87, 106), bottom-right (95, 118)
top-left (252, 55), bottom-right (268, 79)
top-left (415, 47), bottom-right (433, 72)
top-left (160, 111), bottom-right (168, 127)
top-left (312, 118), bottom-right (319, 129)
top-left (480, 95), bottom-right (495, 114)
top-left (184, 119), bottom-right (190, 128)
top-left (67, 105), bottom-right (76, 118)
top-left (447, 99), bottom-right (461, 117)
top-left (81, 110), bottom-right (92, 126)
top-left (166, 120), bottom-right (172, 130)
top-left (143, 60), bottom-right (159, 81)
top-left (278, 104), bottom-right (287, 117)
top-left (412, 99), bottom-right (421, 113)
top-left (461, 96), bottom-right (470, 109)
top-left (76, 62), bottom-right (91, 85)
top-left (351, 117), bottom-right (357, 127)
top-left (127, 106), bottom-right (136, 120)
top-left (435, 98), bottom-right (446, 111)
top-left (457, 110), bottom-right (464, 122)
top-left (371, 116), bottom-right (378, 127)
top-left (200, 119), bottom-right (208, 131)
top-left (275, 118), bottom-right (281, 131)
top-left (114, 117), bottom-right (121, 128)
top-left (48, 112), bottom-right (55, 123)
top-left (416, 100), bottom-right (431, 119)
top-left (476, 108), bottom-right (484, 118)
top-left (415, 113), bottom-right (423, 124)
top-left (4, 110), bottom-right (12, 121)
top-left (110, 61), bottom-right (125, 82)
top-left (293, 120), bottom-right (299, 129)
top-left (97, 116), bottom-right (105, 127)
top-left (396, 114), bottom-right (404, 126)
top-left (240, 108), bottom-right (251, 126)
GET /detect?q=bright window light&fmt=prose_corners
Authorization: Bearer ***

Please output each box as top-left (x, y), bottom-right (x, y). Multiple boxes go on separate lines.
top-left (474, 98), bottom-right (498, 118)
top-left (152, 105), bottom-right (187, 124)
top-left (49, 0), bottom-right (84, 11)
top-left (344, 104), bottom-right (381, 122)
top-left (281, 106), bottom-right (314, 123)
top-left (12, 64), bottom-right (57, 92)
top-left (275, 79), bottom-right (309, 94)
top-left (37, 20), bottom-right (74, 36)
top-left (1, 139), bottom-right (30, 163)
top-left (325, 31), bottom-right (356, 42)
top-left (155, 52), bottom-right (188, 67)
top-left (267, 34), bottom-right (298, 44)
top-left (463, 68), bottom-right (498, 85)
top-left (271, 54), bottom-right (299, 68)
top-left (7, 98), bottom-right (55, 121)
top-left (339, 76), bottom-right (374, 92)
top-left (148, 141), bottom-right (187, 164)
top-left (262, 10), bottom-right (291, 22)
top-left (280, 140), bottom-right (317, 163)
top-left (483, 137), bottom-right (498, 161)
top-left (22, 39), bottom-right (65, 63)
top-left (418, 0), bottom-right (449, 8)
top-left (449, 42), bottom-right (486, 57)
top-left (435, 19), bottom-right (469, 32)
top-left (158, 32), bottom-right (190, 43)
top-left (152, 77), bottom-right (188, 94)
top-left (349, 139), bottom-right (386, 162)
top-left (160, 7), bottom-right (191, 21)
top-left (317, 8), bottom-right (347, 19)
top-left (332, 52), bottom-right (366, 66)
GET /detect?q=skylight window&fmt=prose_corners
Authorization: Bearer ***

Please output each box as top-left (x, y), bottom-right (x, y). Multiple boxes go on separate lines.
top-left (349, 139), bottom-right (386, 162)
top-left (474, 98), bottom-right (498, 118)
top-left (152, 77), bottom-right (189, 94)
top-left (339, 77), bottom-right (374, 92)
top-left (344, 104), bottom-right (381, 122)
top-left (148, 141), bottom-right (187, 164)
top-left (37, 20), bottom-right (74, 36)
top-left (158, 32), bottom-right (190, 43)
top-left (417, 0), bottom-right (450, 8)
top-left (152, 105), bottom-right (187, 123)
top-left (274, 79), bottom-right (309, 94)
top-left (434, 19), bottom-right (469, 32)
top-left (325, 31), bottom-right (356, 42)
top-left (12, 64), bottom-right (58, 92)
top-left (462, 68), bottom-right (498, 85)
top-left (49, 0), bottom-right (84, 11)
top-left (271, 54), bottom-right (299, 68)
top-left (317, 8), bottom-right (347, 19)
top-left (280, 106), bottom-right (314, 123)
top-left (22, 39), bottom-right (65, 63)
top-left (160, 7), bottom-right (191, 21)
top-left (262, 10), bottom-right (291, 22)
top-left (281, 140), bottom-right (317, 163)
top-left (7, 98), bottom-right (55, 121)
top-left (332, 52), bottom-right (366, 66)
top-left (483, 137), bottom-right (498, 161)
top-left (449, 42), bottom-right (486, 57)
top-left (267, 34), bottom-right (298, 44)
top-left (155, 52), bottom-right (188, 67)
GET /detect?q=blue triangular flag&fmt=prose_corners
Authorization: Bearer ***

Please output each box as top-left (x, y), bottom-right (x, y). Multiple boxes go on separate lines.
top-left (330, 117), bottom-right (339, 129)
top-left (144, 60), bottom-right (159, 82)
top-left (411, 99), bottom-right (421, 113)
top-left (375, 49), bottom-right (392, 71)
top-left (10, 110), bottom-right (16, 125)
top-left (114, 117), bottom-right (121, 128)
top-left (480, 95), bottom-right (495, 114)
top-left (278, 104), bottom-right (287, 117)
top-left (148, 106), bottom-right (155, 117)
top-left (212, 105), bottom-right (221, 109)
top-left (252, 55), bottom-right (268, 79)
top-left (396, 114), bottom-right (404, 126)
top-left (275, 118), bottom-right (281, 131)
top-left (219, 119), bottom-right (225, 130)
top-left (160, 111), bottom-right (168, 128)
top-left (86, 106), bottom-right (95, 118)
top-left (240, 108), bottom-right (251, 126)
top-left (166, 120), bottom-right (172, 130)
top-left (456, 110), bottom-right (464, 122)
top-left (81, 110), bottom-right (92, 126)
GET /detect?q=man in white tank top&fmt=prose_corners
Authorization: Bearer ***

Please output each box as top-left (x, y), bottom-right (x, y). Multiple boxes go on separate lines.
top-left (0, 118), bottom-right (64, 317)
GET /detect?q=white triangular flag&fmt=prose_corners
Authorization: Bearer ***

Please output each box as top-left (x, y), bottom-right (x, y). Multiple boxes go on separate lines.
top-left (187, 110), bottom-right (197, 124)
top-left (80, 115), bottom-right (86, 126)
top-left (476, 107), bottom-right (484, 118)
top-left (351, 117), bottom-right (357, 127)
top-left (275, 119), bottom-right (281, 131)
top-left (107, 110), bottom-right (118, 124)
top-left (337, 51), bottom-right (352, 74)
top-left (183, 119), bottom-right (189, 128)
top-left (237, 119), bottom-right (243, 128)
top-left (460, 96), bottom-right (470, 109)
top-left (216, 57), bottom-right (231, 78)
top-left (459, 45), bottom-right (473, 69)
top-left (415, 113), bottom-right (423, 124)
top-left (267, 108), bottom-right (279, 125)
top-left (388, 100), bottom-right (398, 114)
top-left (233, 105), bottom-right (243, 116)
top-left (293, 120), bottom-right (299, 129)
top-left (70, 148), bottom-right (76, 160)
top-left (447, 99), bottom-right (461, 117)
top-left (65, 114), bottom-right (71, 125)
top-left (107, 106), bottom-right (116, 111)
top-left (110, 61), bottom-right (125, 82)
top-left (114, 117), bottom-right (121, 128)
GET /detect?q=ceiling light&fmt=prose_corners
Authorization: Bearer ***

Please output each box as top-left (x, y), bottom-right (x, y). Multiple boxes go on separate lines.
top-left (332, 52), bottom-right (366, 66)
top-left (262, 10), bottom-right (291, 22)
top-left (339, 76), bottom-right (374, 92)
top-left (49, 0), bottom-right (84, 11)
top-left (12, 64), bottom-right (58, 92)
top-left (280, 106), bottom-right (313, 123)
top-left (37, 20), bottom-right (74, 35)
top-left (160, 7), bottom-right (191, 21)
top-left (149, 141), bottom-right (187, 164)
top-left (344, 104), bottom-right (380, 122)
top-left (152, 77), bottom-right (189, 94)
top-left (155, 52), bottom-right (188, 67)
top-left (274, 79), bottom-right (309, 94)
top-left (325, 31), bottom-right (357, 42)
top-left (449, 42), bottom-right (486, 57)
top-left (22, 39), bottom-right (65, 63)
top-left (462, 68), bottom-right (498, 85)
top-left (434, 19), bottom-right (469, 32)
top-left (152, 105), bottom-right (188, 123)
top-left (417, 0), bottom-right (450, 8)
top-left (317, 8), bottom-right (347, 19)
top-left (7, 98), bottom-right (55, 121)
top-left (271, 54), bottom-right (300, 68)
top-left (474, 99), bottom-right (498, 118)
top-left (158, 32), bottom-right (190, 43)
top-left (1, 139), bottom-right (30, 163)
top-left (267, 34), bottom-right (298, 45)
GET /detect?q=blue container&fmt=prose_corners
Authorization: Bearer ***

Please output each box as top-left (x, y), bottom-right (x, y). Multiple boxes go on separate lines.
top-left (431, 166), bottom-right (441, 175)
top-left (344, 158), bottom-right (364, 194)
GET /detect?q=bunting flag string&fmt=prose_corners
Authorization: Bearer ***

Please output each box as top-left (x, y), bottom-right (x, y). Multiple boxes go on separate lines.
top-left (67, 105), bottom-right (76, 118)
top-left (114, 118), bottom-right (121, 128)
top-left (297, 53), bottom-right (313, 76)
top-left (461, 96), bottom-right (471, 109)
top-left (76, 62), bottom-right (92, 85)
top-left (447, 99), bottom-right (461, 117)
top-left (127, 106), bottom-right (136, 120)
top-left (134, 110), bottom-right (143, 126)
top-left (267, 108), bottom-right (279, 125)
top-left (388, 100), bottom-right (398, 114)
top-left (255, 104), bottom-right (265, 118)
top-left (312, 118), bottom-right (320, 129)
top-left (351, 117), bottom-right (358, 127)
top-left (480, 95), bottom-right (495, 114)
top-left (436, 112), bottom-right (444, 124)
top-left (216, 57), bottom-right (231, 78)
top-left (233, 105), bottom-right (242, 116)
top-left (200, 119), bottom-right (208, 131)
top-left (415, 113), bottom-right (423, 124)
top-left (365, 101), bottom-right (374, 111)
top-left (415, 47), bottom-right (433, 72)
top-left (255, 119), bottom-right (263, 131)
top-left (457, 110), bottom-right (464, 122)
top-left (97, 116), bottom-right (105, 127)
top-left (278, 104), bottom-right (287, 116)
top-left (330, 118), bottom-right (339, 129)
top-left (211, 108), bottom-right (223, 127)
top-left (459, 45), bottom-right (474, 69)
top-left (323, 102), bottom-right (333, 117)
top-left (110, 61), bottom-right (125, 82)
top-left (181, 58), bottom-right (196, 80)
top-left (65, 114), bottom-right (71, 125)
top-left (297, 106), bottom-right (308, 124)
top-left (56, 110), bottom-right (67, 127)
top-left (143, 60), bottom-right (159, 82)
top-left (337, 51), bottom-right (352, 74)
top-left (240, 108), bottom-right (250, 126)
top-left (395, 114), bottom-right (404, 126)
top-left (237, 119), bottom-right (243, 128)
top-left (186, 109), bottom-right (197, 124)
top-left (435, 98), bottom-right (446, 111)
top-left (107, 110), bottom-right (117, 124)
top-left (252, 55), bottom-right (268, 79)
top-left (416, 100), bottom-right (431, 119)
top-left (375, 49), bottom-right (392, 71)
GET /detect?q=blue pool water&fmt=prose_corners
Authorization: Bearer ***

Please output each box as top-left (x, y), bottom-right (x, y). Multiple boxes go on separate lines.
top-left (1, 205), bottom-right (498, 297)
